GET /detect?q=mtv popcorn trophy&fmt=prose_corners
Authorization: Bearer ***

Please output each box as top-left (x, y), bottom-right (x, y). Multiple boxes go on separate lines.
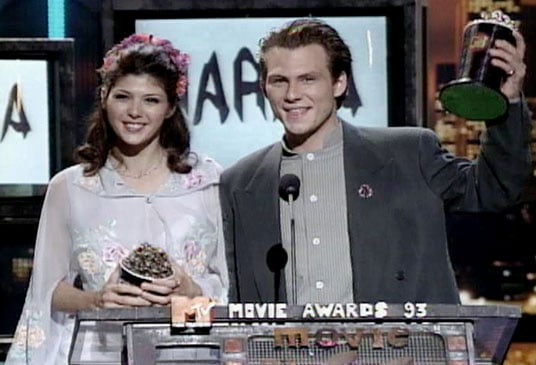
top-left (439, 10), bottom-right (517, 120)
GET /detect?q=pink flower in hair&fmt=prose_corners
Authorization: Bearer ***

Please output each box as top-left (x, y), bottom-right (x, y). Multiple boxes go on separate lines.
top-left (102, 56), bottom-right (115, 70)
top-left (100, 33), bottom-right (190, 99)
top-left (176, 75), bottom-right (189, 98)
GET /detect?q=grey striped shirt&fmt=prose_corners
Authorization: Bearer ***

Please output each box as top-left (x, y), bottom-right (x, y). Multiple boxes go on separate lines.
top-left (280, 123), bottom-right (354, 304)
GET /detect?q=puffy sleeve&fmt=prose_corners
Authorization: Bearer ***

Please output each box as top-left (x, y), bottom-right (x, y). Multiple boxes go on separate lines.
top-left (6, 170), bottom-right (75, 364)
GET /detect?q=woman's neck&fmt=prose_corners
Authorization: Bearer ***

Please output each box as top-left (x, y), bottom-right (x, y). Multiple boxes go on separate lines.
top-left (111, 144), bottom-right (167, 180)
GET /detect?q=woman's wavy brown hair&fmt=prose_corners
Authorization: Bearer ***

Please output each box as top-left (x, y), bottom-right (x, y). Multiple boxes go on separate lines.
top-left (75, 45), bottom-right (194, 176)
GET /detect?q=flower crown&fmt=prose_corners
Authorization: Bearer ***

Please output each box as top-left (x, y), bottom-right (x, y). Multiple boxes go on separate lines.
top-left (99, 34), bottom-right (190, 98)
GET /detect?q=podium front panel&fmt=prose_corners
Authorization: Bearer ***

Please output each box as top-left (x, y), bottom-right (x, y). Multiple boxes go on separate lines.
top-left (69, 304), bottom-right (520, 365)
top-left (69, 320), bottom-right (124, 364)
top-left (124, 321), bottom-right (473, 365)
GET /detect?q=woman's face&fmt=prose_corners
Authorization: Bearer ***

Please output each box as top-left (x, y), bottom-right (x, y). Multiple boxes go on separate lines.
top-left (104, 73), bottom-right (175, 152)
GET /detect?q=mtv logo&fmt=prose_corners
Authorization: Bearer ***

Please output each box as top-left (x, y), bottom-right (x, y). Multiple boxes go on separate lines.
top-left (171, 296), bottom-right (215, 328)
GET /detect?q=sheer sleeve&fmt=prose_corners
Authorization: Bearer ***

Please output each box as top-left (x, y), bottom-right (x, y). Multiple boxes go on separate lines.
top-left (6, 169), bottom-right (75, 364)
top-left (190, 184), bottom-right (229, 304)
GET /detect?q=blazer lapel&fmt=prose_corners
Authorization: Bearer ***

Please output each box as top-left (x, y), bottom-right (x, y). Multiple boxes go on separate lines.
top-left (342, 123), bottom-right (395, 301)
top-left (234, 144), bottom-right (286, 302)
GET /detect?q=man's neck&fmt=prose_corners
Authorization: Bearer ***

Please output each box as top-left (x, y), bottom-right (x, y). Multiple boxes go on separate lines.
top-left (285, 118), bottom-right (340, 154)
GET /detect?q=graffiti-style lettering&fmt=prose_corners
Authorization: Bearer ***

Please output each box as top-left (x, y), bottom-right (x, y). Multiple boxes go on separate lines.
top-left (194, 52), bottom-right (229, 125)
top-left (234, 47), bottom-right (266, 121)
top-left (1, 83), bottom-right (31, 142)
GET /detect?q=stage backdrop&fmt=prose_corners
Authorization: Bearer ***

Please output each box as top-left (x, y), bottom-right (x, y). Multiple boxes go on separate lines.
top-left (0, 60), bottom-right (50, 185)
top-left (136, 17), bottom-right (388, 168)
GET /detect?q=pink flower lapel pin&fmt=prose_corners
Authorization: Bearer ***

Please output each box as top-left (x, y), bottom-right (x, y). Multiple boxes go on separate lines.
top-left (358, 184), bottom-right (373, 199)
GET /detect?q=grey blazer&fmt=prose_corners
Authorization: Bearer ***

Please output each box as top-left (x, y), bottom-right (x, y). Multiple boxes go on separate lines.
top-left (220, 103), bottom-right (532, 304)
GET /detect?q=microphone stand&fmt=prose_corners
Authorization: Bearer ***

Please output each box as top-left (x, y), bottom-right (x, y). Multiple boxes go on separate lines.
top-left (266, 244), bottom-right (287, 303)
top-left (278, 173), bottom-right (300, 305)
top-left (289, 194), bottom-right (297, 305)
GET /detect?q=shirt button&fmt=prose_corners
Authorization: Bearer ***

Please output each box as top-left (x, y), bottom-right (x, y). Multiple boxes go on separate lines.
top-left (310, 195), bottom-right (318, 203)
top-left (306, 153), bottom-right (315, 161)
top-left (312, 237), bottom-right (320, 245)
top-left (396, 270), bottom-right (406, 281)
top-left (315, 281), bottom-right (324, 289)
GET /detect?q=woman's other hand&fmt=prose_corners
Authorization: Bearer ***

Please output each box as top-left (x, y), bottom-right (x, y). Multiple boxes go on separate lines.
top-left (140, 264), bottom-right (202, 306)
top-left (98, 266), bottom-right (152, 308)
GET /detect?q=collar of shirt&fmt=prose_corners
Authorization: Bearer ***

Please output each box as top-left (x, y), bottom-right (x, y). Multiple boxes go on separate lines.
top-left (280, 120), bottom-right (343, 156)
top-left (72, 155), bottom-right (220, 197)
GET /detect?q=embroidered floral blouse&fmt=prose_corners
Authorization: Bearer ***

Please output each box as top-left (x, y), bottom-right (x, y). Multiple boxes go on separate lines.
top-left (6, 155), bottom-right (228, 364)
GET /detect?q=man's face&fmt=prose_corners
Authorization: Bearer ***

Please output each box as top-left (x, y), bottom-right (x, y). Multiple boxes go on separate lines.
top-left (263, 44), bottom-right (347, 151)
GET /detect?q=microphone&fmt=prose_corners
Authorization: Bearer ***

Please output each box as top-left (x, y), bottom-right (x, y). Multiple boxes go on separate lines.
top-left (278, 174), bottom-right (300, 305)
top-left (279, 174), bottom-right (300, 202)
top-left (266, 244), bottom-right (288, 303)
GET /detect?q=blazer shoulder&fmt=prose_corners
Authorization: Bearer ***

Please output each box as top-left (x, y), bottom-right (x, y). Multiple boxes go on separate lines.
top-left (347, 124), bottom-right (436, 148)
top-left (221, 143), bottom-right (278, 183)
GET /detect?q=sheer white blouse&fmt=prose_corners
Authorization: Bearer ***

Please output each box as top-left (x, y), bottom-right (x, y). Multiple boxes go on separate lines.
top-left (6, 155), bottom-right (228, 364)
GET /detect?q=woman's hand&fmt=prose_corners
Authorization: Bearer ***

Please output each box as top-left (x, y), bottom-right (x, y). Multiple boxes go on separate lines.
top-left (97, 267), bottom-right (152, 308)
top-left (140, 264), bottom-right (202, 306)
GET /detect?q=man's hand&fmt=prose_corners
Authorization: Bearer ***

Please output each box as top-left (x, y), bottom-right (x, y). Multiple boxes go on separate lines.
top-left (490, 30), bottom-right (526, 101)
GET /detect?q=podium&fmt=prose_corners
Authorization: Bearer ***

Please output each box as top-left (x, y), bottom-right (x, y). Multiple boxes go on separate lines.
top-left (69, 304), bottom-right (520, 365)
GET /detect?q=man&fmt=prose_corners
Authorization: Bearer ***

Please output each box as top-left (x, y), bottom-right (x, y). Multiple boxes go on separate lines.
top-left (220, 19), bottom-right (532, 304)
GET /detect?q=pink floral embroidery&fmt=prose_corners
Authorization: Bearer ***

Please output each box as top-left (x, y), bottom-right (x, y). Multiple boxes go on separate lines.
top-left (13, 325), bottom-right (45, 349)
top-left (188, 254), bottom-right (207, 274)
top-left (179, 239), bottom-right (208, 275)
top-left (78, 250), bottom-right (100, 275)
top-left (184, 240), bottom-right (200, 261)
top-left (103, 244), bottom-right (129, 266)
top-left (358, 184), bottom-right (373, 199)
top-left (183, 171), bottom-right (204, 189)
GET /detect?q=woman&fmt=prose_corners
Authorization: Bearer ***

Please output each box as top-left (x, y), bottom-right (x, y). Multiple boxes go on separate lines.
top-left (6, 34), bottom-right (228, 364)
